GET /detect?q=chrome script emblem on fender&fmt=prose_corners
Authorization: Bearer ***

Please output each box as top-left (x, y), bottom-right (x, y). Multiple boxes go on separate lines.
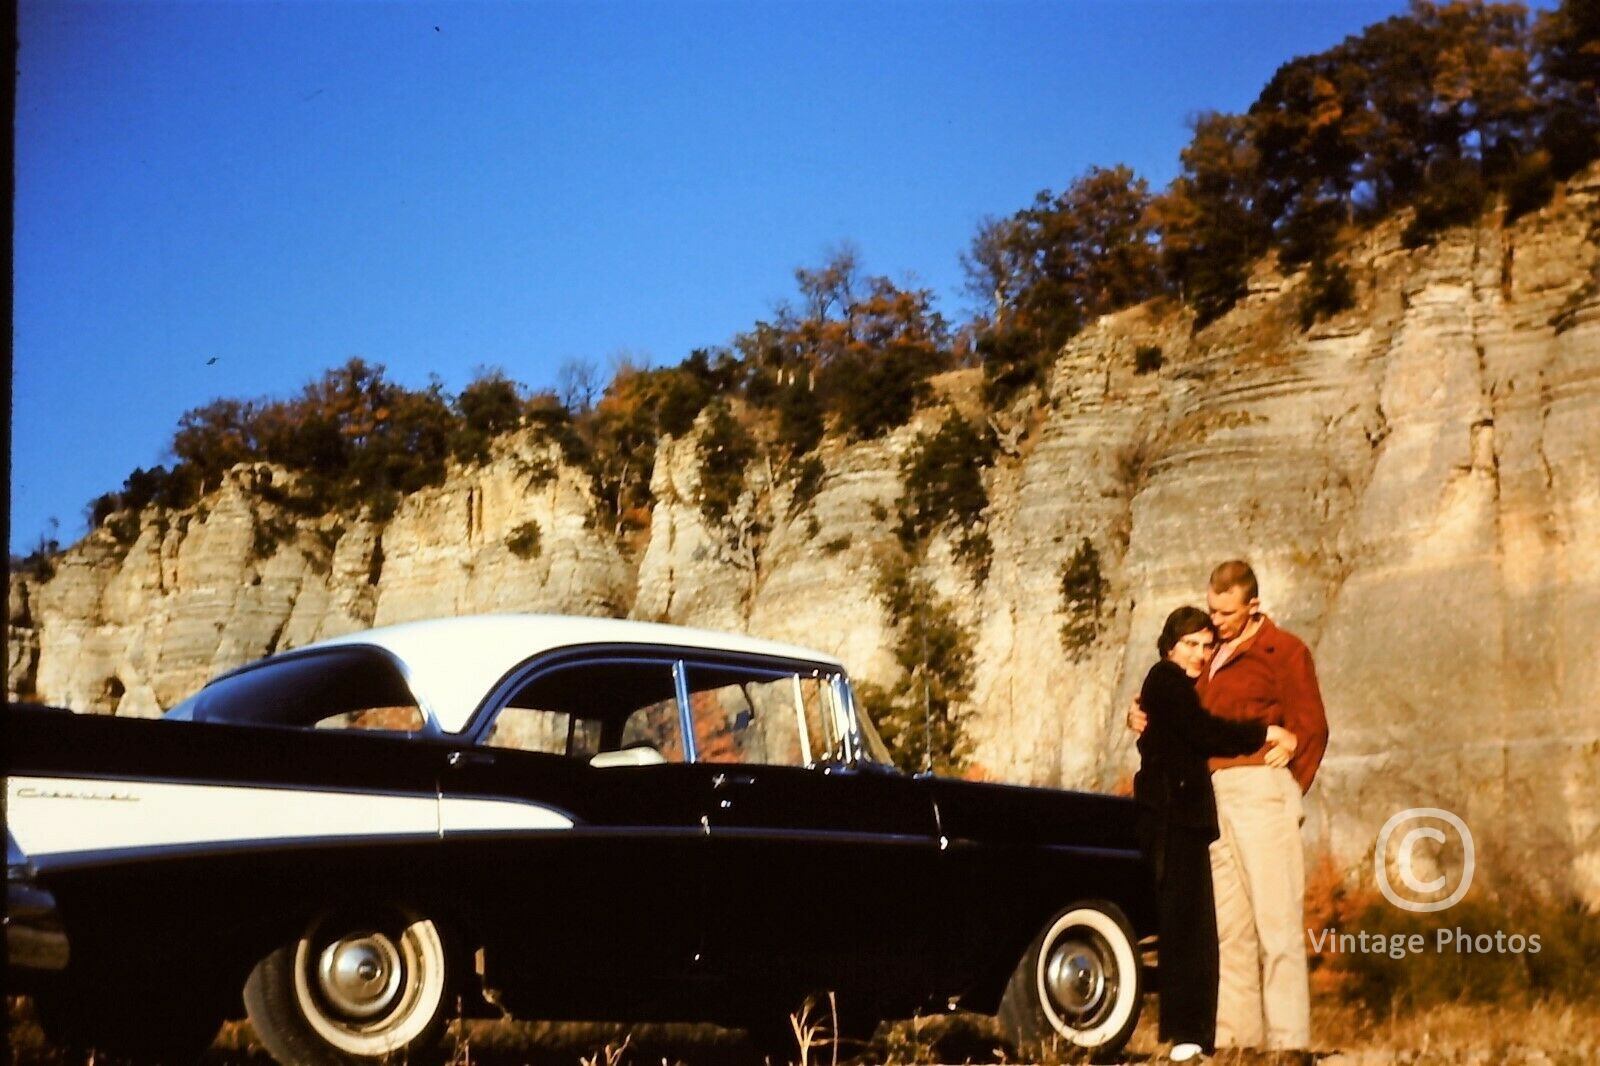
top-left (14, 786), bottom-right (140, 802)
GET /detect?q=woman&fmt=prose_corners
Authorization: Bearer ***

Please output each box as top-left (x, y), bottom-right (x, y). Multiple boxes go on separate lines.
top-left (1134, 606), bottom-right (1296, 1062)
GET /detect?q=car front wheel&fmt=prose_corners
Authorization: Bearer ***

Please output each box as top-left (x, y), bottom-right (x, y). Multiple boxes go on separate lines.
top-left (244, 907), bottom-right (451, 1066)
top-left (997, 901), bottom-right (1142, 1062)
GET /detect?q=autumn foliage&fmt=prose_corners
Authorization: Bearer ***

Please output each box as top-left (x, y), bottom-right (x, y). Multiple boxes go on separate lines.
top-left (968, 0), bottom-right (1598, 341)
top-left (91, 360), bottom-right (548, 529)
top-left (1302, 852), bottom-right (1600, 1012)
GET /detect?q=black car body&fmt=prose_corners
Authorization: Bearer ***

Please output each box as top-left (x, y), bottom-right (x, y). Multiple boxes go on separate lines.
top-left (5, 614), bottom-right (1155, 1065)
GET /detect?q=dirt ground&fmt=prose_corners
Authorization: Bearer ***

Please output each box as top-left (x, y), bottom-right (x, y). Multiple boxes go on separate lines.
top-left (8, 997), bottom-right (1598, 1066)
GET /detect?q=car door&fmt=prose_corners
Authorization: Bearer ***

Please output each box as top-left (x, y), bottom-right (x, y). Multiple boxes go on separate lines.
top-left (920, 776), bottom-right (1157, 990)
top-left (685, 660), bottom-right (947, 998)
top-left (437, 653), bottom-right (709, 1012)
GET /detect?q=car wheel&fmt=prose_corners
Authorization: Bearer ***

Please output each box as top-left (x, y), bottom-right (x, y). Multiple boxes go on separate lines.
top-left (244, 907), bottom-right (451, 1066)
top-left (997, 900), bottom-right (1142, 1062)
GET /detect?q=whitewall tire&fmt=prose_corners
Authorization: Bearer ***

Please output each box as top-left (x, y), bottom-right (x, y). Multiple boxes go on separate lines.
top-left (997, 901), bottom-right (1142, 1062)
top-left (244, 907), bottom-right (450, 1066)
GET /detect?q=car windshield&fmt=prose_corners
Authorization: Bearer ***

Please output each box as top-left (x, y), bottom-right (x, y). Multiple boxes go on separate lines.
top-left (166, 647), bottom-right (428, 733)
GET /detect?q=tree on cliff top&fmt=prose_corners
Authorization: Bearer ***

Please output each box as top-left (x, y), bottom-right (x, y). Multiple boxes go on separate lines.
top-left (979, 1), bottom-right (1596, 336)
top-left (965, 166), bottom-right (1165, 348)
top-left (95, 360), bottom-right (536, 529)
top-left (1149, 111), bottom-right (1272, 324)
top-left (736, 248), bottom-right (953, 441)
top-left (1534, 0), bottom-right (1600, 179)
top-left (964, 165), bottom-right (1166, 404)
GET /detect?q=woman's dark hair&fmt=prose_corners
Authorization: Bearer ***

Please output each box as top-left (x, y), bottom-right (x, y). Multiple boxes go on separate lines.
top-left (1157, 605), bottom-right (1213, 658)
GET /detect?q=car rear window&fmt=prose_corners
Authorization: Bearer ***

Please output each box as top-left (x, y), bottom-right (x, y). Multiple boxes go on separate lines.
top-left (170, 647), bottom-right (427, 733)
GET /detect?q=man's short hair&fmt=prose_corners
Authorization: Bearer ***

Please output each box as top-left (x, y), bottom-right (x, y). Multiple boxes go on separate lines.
top-left (1209, 559), bottom-right (1259, 601)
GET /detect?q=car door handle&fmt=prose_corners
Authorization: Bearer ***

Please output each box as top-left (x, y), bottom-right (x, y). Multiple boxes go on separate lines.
top-left (712, 772), bottom-right (756, 789)
top-left (446, 750), bottom-right (496, 769)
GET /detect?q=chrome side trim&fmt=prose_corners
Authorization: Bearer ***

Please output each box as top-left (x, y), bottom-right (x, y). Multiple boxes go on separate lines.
top-left (942, 839), bottom-right (1144, 863)
top-left (23, 834), bottom-right (445, 874)
top-left (701, 825), bottom-right (939, 849)
top-left (438, 794), bottom-right (576, 833)
top-left (22, 822), bottom-right (709, 872)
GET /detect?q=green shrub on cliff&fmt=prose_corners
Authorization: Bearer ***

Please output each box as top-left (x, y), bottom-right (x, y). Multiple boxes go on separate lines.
top-left (1059, 538), bottom-right (1108, 659)
top-left (858, 552), bottom-right (976, 776)
top-left (896, 415), bottom-right (997, 582)
top-left (695, 400), bottom-right (756, 527)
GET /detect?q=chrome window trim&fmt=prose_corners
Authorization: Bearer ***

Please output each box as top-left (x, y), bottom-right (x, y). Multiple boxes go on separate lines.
top-left (673, 659), bottom-right (695, 763)
top-left (677, 658), bottom-right (841, 768)
top-left (468, 644), bottom-right (848, 765)
top-left (791, 674), bottom-right (814, 767)
top-left (832, 674), bottom-right (858, 763)
top-left (466, 647), bottom-right (686, 749)
top-left (832, 673), bottom-right (892, 769)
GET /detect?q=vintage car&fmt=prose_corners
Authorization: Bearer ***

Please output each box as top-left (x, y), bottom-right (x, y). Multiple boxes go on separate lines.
top-left (6, 614), bottom-right (1155, 1065)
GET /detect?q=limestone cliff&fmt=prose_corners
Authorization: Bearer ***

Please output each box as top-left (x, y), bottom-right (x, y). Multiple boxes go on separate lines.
top-left (10, 177), bottom-right (1600, 904)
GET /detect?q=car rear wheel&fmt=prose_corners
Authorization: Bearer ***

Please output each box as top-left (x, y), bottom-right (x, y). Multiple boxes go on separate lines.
top-left (997, 901), bottom-right (1141, 1062)
top-left (244, 907), bottom-right (451, 1066)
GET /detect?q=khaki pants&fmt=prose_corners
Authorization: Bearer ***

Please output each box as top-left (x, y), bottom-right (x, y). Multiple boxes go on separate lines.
top-left (1210, 765), bottom-right (1310, 1050)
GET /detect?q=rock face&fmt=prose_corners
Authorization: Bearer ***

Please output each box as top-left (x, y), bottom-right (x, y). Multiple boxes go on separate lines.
top-left (10, 179), bottom-right (1600, 905)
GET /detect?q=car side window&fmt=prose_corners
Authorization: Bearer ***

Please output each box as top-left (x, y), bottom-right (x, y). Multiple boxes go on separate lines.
top-left (488, 658), bottom-right (683, 764)
top-left (619, 697), bottom-right (685, 763)
top-left (685, 664), bottom-right (839, 767)
top-left (485, 707), bottom-right (604, 757)
top-left (800, 674), bottom-right (847, 764)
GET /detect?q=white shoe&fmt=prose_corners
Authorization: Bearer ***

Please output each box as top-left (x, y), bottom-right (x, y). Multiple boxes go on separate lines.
top-left (1170, 1043), bottom-right (1205, 1062)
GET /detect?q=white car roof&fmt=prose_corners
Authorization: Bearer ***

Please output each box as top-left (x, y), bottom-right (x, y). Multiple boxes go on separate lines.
top-left (308, 613), bottom-right (846, 734)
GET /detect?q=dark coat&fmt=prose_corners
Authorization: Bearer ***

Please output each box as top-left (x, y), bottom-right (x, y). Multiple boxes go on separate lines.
top-left (1134, 659), bottom-right (1267, 838)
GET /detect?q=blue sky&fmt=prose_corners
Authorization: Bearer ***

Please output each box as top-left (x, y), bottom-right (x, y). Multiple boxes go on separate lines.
top-left (12, 0), bottom-right (1412, 556)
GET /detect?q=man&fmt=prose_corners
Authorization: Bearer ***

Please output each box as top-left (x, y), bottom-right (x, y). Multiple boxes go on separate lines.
top-left (1131, 560), bottom-right (1329, 1055)
top-left (1202, 559), bottom-right (1328, 1055)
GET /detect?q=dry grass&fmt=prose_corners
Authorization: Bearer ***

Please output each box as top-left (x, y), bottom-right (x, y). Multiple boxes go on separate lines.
top-left (10, 996), bottom-right (1600, 1066)
top-left (1120, 997), bottom-right (1600, 1064)
top-left (837, 999), bottom-right (1600, 1065)
top-left (1307, 998), bottom-right (1600, 1065)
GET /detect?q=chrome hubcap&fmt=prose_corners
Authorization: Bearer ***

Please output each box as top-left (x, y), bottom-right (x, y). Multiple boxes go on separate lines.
top-left (1044, 937), bottom-right (1108, 1020)
top-left (316, 932), bottom-right (404, 1020)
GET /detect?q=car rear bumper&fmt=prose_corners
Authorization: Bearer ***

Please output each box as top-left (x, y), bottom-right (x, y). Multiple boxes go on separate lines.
top-left (6, 877), bottom-right (70, 972)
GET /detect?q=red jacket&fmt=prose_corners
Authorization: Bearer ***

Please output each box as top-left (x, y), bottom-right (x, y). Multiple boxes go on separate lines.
top-left (1198, 615), bottom-right (1329, 793)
